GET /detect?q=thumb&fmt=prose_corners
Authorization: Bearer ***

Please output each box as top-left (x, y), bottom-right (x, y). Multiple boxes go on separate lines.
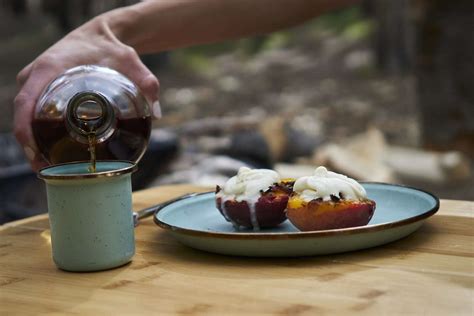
top-left (138, 74), bottom-right (162, 119)
top-left (113, 51), bottom-right (161, 119)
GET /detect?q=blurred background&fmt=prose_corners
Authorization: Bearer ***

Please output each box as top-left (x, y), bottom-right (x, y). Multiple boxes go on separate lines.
top-left (0, 0), bottom-right (472, 223)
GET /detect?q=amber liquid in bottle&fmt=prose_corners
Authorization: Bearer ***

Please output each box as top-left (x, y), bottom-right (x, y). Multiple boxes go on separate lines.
top-left (32, 116), bottom-right (151, 166)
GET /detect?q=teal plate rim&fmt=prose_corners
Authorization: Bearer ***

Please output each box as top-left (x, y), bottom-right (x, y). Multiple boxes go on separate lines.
top-left (153, 182), bottom-right (440, 239)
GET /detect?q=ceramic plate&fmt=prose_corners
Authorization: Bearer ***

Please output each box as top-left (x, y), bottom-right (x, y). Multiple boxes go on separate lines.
top-left (154, 183), bottom-right (439, 257)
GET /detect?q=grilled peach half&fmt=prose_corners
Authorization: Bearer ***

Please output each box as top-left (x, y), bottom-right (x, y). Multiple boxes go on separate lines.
top-left (286, 195), bottom-right (375, 231)
top-left (215, 180), bottom-right (294, 229)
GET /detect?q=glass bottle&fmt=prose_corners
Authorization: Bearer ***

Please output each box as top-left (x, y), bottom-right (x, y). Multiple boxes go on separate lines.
top-left (32, 65), bottom-right (152, 165)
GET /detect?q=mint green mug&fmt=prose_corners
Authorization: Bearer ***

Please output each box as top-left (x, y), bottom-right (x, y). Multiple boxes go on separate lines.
top-left (39, 161), bottom-right (136, 272)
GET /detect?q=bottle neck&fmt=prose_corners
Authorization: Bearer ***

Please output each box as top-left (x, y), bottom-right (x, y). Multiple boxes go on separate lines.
top-left (66, 91), bottom-right (115, 142)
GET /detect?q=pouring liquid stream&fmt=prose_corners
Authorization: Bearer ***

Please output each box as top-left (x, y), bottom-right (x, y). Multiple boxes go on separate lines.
top-left (80, 106), bottom-right (99, 174)
top-left (87, 132), bottom-right (97, 173)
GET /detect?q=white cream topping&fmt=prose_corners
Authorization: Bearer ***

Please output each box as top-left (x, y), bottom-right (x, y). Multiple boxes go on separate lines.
top-left (293, 166), bottom-right (367, 202)
top-left (217, 167), bottom-right (280, 202)
top-left (217, 167), bottom-right (280, 231)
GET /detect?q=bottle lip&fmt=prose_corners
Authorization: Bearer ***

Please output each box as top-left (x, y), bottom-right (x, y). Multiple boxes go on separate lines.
top-left (66, 90), bottom-right (115, 141)
top-left (38, 160), bottom-right (137, 180)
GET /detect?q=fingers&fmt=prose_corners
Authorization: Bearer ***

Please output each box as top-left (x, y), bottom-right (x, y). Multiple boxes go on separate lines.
top-left (14, 64), bottom-right (59, 169)
top-left (14, 95), bottom-right (47, 172)
top-left (139, 73), bottom-right (160, 104)
top-left (113, 47), bottom-right (161, 118)
top-left (31, 159), bottom-right (49, 172)
top-left (14, 91), bottom-right (38, 158)
top-left (150, 99), bottom-right (162, 119)
top-left (16, 62), bottom-right (33, 86)
top-left (140, 74), bottom-right (162, 119)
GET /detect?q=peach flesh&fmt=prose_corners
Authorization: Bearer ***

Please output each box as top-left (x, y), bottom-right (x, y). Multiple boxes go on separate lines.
top-left (286, 198), bottom-right (376, 231)
top-left (216, 194), bottom-right (289, 229)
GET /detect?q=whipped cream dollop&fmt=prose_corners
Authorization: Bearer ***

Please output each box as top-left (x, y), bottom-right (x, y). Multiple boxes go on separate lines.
top-left (293, 166), bottom-right (367, 202)
top-left (217, 167), bottom-right (280, 202)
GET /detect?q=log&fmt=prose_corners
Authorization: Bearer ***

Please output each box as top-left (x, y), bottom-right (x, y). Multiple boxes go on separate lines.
top-left (311, 128), bottom-right (471, 184)
top-left (312, 129), bottom-right (396, 182)
top-left (385, 146), bottom-right (471, 183)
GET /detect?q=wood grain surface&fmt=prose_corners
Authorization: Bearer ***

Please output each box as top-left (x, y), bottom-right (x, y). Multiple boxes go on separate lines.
top-left (0, 184), bottom-right (473, 315)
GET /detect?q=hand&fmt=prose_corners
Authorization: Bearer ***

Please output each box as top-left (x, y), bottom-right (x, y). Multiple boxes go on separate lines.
top-left (14, 16), bottom-right (160, 171)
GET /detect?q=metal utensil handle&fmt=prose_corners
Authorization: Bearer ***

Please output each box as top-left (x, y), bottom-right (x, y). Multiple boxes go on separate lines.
top-left (133, 192), bottom-right (199, 227)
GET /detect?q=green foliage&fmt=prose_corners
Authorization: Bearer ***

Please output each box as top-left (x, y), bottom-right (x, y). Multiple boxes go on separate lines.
top-left (342, 20), bottom-right (374, 41)
top-left (310, 6), bottom-right (367, 34)
top-left (172, 51), bottom-right (215, 74)
top-left (172, 6), bottom-right (372, 73)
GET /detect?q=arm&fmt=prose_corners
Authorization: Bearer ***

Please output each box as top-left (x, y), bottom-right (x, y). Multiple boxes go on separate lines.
top-left (14, 0), bottom-right (355, 170)
top-left (106, 0), bottom-right (355, 53)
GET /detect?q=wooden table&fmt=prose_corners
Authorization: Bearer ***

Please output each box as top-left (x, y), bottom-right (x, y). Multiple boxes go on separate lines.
top-left (1, 184), bottom-right (473, 315)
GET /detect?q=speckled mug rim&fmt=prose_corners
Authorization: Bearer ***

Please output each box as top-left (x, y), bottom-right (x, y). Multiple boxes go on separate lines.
top-left (38, 160), bottom-right (137, 180)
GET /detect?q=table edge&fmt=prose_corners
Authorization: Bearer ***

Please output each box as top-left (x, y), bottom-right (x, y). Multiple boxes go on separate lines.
top-left (1, 185), bottom-right (471, 230)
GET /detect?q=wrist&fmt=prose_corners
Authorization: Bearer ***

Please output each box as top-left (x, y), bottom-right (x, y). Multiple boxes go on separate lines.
top-left (91, 6), bottom-right (138, 48)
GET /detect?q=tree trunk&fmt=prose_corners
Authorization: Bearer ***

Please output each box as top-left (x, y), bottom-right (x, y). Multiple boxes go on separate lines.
top-left (371, 0), bottom-right (415, 74)
top-left (415, 0), bottom-right (474, 157)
